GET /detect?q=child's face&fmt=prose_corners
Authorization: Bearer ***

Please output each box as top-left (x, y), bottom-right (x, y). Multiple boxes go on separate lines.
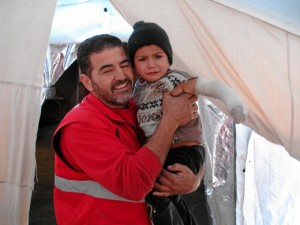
top-left (134, 45), bottom-right (170, 83)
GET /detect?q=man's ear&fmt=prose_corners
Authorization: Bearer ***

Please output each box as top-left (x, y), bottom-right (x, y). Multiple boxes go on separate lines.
top-left (80, 74), bottom-right (93, 92)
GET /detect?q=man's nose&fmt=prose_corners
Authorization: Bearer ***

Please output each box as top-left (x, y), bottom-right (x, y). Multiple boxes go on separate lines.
top-left (114, 67), bottom-right (126, 80)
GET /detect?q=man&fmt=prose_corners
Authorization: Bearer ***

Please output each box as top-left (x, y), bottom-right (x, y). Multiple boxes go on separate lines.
top-left (52, 34), bottom-right (202, 225)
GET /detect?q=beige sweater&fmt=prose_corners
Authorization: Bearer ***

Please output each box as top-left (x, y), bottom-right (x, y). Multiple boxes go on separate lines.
top-left (133, 69), bottom-right (203, 145)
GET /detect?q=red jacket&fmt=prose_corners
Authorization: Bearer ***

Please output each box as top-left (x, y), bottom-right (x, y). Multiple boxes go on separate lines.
top-left (52, 93), bottom-right (161, 225)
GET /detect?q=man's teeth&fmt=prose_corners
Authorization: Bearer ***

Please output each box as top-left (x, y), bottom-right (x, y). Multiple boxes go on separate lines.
top-left (115, 82), bottom-right (127, 89)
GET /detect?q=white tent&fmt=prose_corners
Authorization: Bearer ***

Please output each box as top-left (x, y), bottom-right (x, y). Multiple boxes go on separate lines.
top-left (0, 0), bottom-right (299, 224)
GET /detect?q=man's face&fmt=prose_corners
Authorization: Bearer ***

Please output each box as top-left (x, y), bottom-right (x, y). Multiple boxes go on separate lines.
top-left (81, 47), bottom-right (134, 108)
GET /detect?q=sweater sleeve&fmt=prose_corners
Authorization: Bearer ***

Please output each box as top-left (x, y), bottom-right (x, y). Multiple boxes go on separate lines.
top-left (60, 120), bottom-right (162, 201)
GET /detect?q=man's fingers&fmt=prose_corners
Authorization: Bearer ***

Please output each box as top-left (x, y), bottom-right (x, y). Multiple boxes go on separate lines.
top-left (153, 190), bottom-right (171, 197)
top-left (197, 166), bottom-right (205, 180)
top-left (170, 86), bottom-right (184, 97)
top-left (171, 78), bottom-right (197, 96)
top-left (153, 181), bottom-right (172, 197)
top-left (166, 163), bottom-right (188, 173)
top-left (156, 169), bottom-right (175, 186)
top-left (153, 182), bottom-right (171, 197)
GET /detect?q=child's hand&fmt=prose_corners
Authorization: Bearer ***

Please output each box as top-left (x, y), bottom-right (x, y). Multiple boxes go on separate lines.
top-left (195, 77), bottom-right (248, 123)
top-left (226, 98), bottom-right (248, 123)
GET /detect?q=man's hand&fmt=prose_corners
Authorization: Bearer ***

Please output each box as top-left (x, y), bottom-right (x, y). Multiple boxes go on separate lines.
top-left (171, 78), bottom-right (198, 97)
top-left (146, 93), bottom-right (199, 164)
top-left (152, 163), bottom-right (204, 197)
top-left (162, 92), bottom-right (198, 128)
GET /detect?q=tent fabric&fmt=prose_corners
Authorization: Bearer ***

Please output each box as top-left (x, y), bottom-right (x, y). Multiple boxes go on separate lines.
top-left (232, 124), bottom-right (300, 225)
top-left (0, 0), bottom-right (57, 224)
top-left (111, 0), bottom-right (300, 160)
top-left (235, 124), bottom-right (252, 225)
top-left (49, 0), bottom-right (132, 44)
top-left (243, 132), bottom-right (300, 225)
top-left (213, 0), bottom-right (300, 36)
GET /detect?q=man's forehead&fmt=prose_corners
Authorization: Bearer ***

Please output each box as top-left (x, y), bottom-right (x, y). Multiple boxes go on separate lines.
top-left (90, 47), bottom-right (128, 65)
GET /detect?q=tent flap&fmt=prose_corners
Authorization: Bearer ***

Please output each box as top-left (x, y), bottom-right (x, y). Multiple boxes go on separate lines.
top-left (111, 0), bottom-right (300, 160)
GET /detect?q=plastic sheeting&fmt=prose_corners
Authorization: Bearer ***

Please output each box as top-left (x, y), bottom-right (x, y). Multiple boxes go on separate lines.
top-left (42, 44), bottom-right (79, 102)
top-left (199, 97), bottom-right (236, 225)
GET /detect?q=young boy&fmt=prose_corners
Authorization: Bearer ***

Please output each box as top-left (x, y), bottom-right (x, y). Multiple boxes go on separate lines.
top-left (128, 21), bottom-right (247, 225)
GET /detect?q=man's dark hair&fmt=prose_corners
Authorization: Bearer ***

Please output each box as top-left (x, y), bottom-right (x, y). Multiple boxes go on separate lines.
top-left (77, 34), bottom-right (123, 76)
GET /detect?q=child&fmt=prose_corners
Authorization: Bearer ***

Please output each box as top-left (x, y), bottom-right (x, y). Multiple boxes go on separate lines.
top-left (128, 21), bottom-right (247, 225)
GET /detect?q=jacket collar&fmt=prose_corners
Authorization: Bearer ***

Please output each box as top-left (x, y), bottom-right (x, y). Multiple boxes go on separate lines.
top-left (83, 93), bottom-right (138, 125)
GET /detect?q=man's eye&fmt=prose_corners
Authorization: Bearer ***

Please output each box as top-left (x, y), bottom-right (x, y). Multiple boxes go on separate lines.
top-left (102, 69), bottom-right (112, 74)
top-left (155, 55), bottom-right (163, 59)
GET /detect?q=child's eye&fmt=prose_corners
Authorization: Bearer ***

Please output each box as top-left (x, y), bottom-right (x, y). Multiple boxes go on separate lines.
top-left (137, 57), bottom-right (146, 62)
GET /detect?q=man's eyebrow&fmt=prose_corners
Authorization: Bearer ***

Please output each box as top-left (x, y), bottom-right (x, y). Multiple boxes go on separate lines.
top-left (98, 59), bottom-right (129, 72)
top-left (120, 58), bottom-right (130, 65)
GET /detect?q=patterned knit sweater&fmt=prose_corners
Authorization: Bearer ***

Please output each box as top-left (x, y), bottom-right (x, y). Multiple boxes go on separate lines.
top-left (133, 69), bottom-right (203, 145)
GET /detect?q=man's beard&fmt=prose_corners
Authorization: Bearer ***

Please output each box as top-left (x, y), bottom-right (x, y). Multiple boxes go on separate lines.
top-left (91, 79), bottom-right (133, 108)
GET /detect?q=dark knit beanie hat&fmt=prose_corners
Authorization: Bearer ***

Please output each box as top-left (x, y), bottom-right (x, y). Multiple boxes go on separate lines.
top-left (128, 21), bottom-right (173, 67)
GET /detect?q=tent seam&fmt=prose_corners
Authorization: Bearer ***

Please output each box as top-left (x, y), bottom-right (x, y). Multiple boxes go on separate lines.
top-left (286, 33), bottom-right (294, 150)
top-left (0, 80), bottom-right (41, 90)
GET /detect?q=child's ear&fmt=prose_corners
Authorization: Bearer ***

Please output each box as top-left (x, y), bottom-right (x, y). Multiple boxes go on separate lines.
top-left (79, 74), bottom-right (93, 92)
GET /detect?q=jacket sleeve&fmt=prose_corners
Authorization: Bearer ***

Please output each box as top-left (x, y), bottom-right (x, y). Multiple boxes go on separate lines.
top-left (59, 120), bottom-right (162, 201)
